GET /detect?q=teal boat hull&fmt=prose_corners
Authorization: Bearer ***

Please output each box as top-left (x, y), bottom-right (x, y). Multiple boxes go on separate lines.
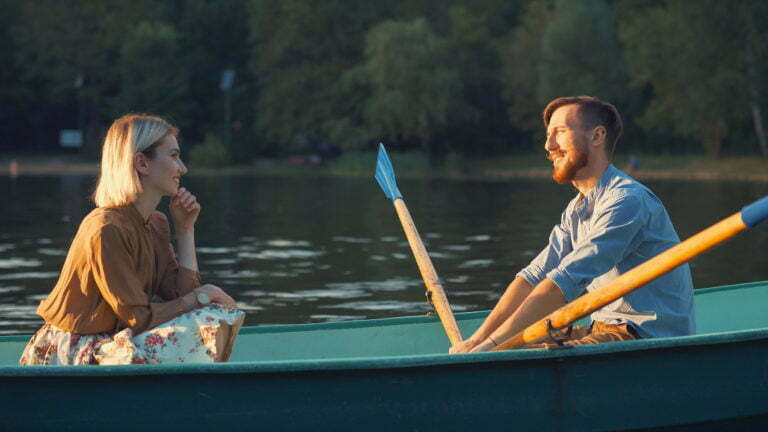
top-left (2, 281), bottom-right (768, 431)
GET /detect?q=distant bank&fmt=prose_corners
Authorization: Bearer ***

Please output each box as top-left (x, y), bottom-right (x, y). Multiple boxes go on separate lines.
top-left (1, 153), bottom-right (767, 182)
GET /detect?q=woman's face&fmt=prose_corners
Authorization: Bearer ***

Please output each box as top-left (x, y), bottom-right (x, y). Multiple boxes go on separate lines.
top-left (141, 135), bottom-right (187, 197)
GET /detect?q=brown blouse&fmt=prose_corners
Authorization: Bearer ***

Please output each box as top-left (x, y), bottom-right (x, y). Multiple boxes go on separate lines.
top-left (36, 204), bottom-right (201, 334)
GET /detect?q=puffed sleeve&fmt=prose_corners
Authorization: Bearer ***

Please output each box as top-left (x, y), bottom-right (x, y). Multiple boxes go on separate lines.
top-left (149, 212), bottom-right (202, 301)
top-left (90, 223), bottom-right (189, 333)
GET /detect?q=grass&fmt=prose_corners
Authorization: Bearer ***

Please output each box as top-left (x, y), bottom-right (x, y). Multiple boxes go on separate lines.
top-left (2, 149), bottom-right (768, 181)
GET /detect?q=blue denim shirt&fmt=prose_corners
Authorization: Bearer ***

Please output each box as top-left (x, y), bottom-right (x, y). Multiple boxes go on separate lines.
top-left (517, 165), bottom-right (695, 338)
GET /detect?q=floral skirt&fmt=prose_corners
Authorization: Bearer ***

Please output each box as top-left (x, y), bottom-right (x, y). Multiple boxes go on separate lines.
top-left (19, 305), bottom-right (245, 366)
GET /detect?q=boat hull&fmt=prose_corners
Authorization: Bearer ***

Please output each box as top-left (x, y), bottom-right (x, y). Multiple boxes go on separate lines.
top-left (2, 281), bottom-right (768, 431)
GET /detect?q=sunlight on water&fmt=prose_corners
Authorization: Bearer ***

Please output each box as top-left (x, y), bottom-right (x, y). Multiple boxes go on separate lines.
top-left (332, 236), bottom-right (372, 244)
top-left (427, 251), bottom-right (454, 259)
top-left (0, 272), bottom-right (58, 280)
top-left (444, 245), bottom-right (471, 251)
top-left (204, 258), bottom-right (238, 265)
top-left (37, 248), bottom-right (66, 256)
top-left (325, 278), bottom-right (422, 292)
top-left (0, 304), bottom-right (37, 318)
top-left (266, 239), bottom-right (312, 247)
top-left (0, 286), bottom-right (24, 293)
top-left (0, 258), bottom-right (42, 269)
top-left (238, 250), bottom-right (324, 259)
top-left (309, 314), bottom-right (367, 322)
top-left (458, 259), bottom-right (495, 269)
top-left (197, 247), bottom-right (235, 254)
top-left (322, 300), bottom-right (430, 312)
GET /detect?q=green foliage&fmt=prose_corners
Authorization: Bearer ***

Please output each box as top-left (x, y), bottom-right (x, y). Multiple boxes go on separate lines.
top-left (188, 134), bottom-right (232, 168)
top-left (111, 21), bottom-right (191, 124)
top-left (501, 0), bottom-right (628, 147)
top-left (538, 0), bottom-right (628, 104)
top-left (250, 0), bottom-right (386, 153)
top-left (4, 0), bottom-right (768, 160)
top-left (500, 0), bottom-right (554, 138)
top-left (342, 19), bottom-right (463, 152)
top-left (619, 0), bottom-right (768, 157)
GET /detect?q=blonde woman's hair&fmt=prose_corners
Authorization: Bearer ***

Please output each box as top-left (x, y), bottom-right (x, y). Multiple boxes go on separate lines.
top-left (92, 114), bottom-right (179, 207)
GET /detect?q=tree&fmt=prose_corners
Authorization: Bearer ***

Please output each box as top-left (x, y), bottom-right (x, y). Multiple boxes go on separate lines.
top-left (619, 0), bottom-right (768, 157)
top-left (341, 18), bottom-right (463, 158)
top-left (501, 0), bottom-right (629, 147)
top-left (249, 0), bottom-right (388, 153)
top-left (162, 0), bottom-right (254, 149)
top-left (13, 0), bottom-right (158, 152)
top-left (111, 22), bottom-right (191, 126)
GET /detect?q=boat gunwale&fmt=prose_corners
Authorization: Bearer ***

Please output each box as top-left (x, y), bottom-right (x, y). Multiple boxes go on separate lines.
top-left (1, 281), bottom-right (766, 377)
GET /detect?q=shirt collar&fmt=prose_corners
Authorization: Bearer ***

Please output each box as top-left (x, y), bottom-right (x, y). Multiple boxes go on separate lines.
top-left (580, 164), bottom-right (619, 204)
top-left (122, 203), bottom-right (151, 230)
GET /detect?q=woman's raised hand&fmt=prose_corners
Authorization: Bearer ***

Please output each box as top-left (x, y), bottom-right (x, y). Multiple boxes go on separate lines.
top-left (170, 187), bottom-right (201, 232)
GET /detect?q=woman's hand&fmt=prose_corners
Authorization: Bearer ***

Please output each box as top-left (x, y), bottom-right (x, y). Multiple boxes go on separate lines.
top-left (170, 187), bottom-right (201, 233)
top-left (196, 284), bottom-right (238, 308)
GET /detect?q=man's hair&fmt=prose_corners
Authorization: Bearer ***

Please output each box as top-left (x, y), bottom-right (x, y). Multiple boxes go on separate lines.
top-left (92, 113), bottom-right (178, 207)
top-left (542, 96), bottom-right (623, 157)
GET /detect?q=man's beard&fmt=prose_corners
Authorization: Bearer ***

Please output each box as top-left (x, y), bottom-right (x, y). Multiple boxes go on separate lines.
top-left (550, 147), bottom-right (588, 184)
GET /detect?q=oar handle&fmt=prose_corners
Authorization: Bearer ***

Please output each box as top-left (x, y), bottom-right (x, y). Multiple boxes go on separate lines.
top-left (393, 199), bottom-right (464, 346)
top-left (494, 210), bottom-right (750, 351)
top-left (741, 196), bottom-right (768, 227)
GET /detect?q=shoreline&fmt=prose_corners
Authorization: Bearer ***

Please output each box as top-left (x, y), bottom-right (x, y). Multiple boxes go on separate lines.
top-left (1, 156), bottom-right (767, 182)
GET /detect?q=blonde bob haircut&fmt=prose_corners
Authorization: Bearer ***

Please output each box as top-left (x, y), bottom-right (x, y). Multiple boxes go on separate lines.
top-left (93, 114), bottom-right (179, 208)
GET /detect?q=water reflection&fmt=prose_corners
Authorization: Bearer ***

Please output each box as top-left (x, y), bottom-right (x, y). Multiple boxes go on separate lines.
top-left (0, 174), bottom-right (767, 335)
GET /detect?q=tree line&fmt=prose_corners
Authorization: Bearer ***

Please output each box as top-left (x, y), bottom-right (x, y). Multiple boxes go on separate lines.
top-left (2, 0), bottom-right (767, 160)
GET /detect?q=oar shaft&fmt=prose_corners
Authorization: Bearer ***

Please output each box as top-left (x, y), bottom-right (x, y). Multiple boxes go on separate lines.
top-left (393, 198), bottom-right (463, 346)
top-left (494, 212), bottom-right (747, 351)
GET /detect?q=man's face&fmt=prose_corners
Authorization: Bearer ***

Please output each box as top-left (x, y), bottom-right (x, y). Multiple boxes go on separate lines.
top-left (545, 104), bottom-right (589, 184)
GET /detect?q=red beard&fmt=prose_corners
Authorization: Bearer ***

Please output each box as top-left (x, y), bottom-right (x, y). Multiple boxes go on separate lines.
top-left (551, 147), bottom-right (588, 184)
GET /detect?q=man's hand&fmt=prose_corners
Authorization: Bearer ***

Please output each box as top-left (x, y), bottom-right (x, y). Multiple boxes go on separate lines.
top-left (449, 337), bottom-right (482, 354)
top-left (469, 339), bottom-right (497, 353)
top-left (170, 187), bottom-right (201, 232)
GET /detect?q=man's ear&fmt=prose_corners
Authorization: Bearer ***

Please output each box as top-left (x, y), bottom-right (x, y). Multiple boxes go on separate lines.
top-left (591, 126), bottom-right (607, 147)
top-left (134, 152), bottom-right (150, 176)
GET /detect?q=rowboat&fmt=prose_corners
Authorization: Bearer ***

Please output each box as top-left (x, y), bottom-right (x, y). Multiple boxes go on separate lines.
top-left (1, 280), bottom-right (767, 431)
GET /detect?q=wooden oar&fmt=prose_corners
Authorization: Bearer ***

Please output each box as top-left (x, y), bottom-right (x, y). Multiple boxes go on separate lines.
top-left (374, 143), bottom-right (463, 346)
top-left (494, 195), bottom-right (768, 351)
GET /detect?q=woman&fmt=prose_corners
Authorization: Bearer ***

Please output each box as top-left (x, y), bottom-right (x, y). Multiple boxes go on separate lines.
top-left (20, 114), bottom-right (244, 365)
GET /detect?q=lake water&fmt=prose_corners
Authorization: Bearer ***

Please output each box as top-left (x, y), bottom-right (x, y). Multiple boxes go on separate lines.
top-left (1, 173), bottom-right (767, 335)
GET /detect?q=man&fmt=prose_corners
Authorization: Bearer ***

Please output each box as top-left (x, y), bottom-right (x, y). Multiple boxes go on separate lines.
top-left (450, 96), bottom-right (694, 353)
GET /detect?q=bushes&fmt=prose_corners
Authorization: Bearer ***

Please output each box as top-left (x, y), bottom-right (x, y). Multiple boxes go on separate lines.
top-left (188, 134), bottom-right (231, 169)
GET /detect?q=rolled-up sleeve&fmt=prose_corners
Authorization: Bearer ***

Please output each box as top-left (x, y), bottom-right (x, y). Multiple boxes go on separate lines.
top-left (547, 193), bottom-right (645, 301)
top-left (517, 212), bottom-right (574, 287)
top-left (150, 212), bottom-right (202, 301)
top-left (90, 224), bottom-right (187, 333)
top-left (157, 242), bottom-right (202, 300)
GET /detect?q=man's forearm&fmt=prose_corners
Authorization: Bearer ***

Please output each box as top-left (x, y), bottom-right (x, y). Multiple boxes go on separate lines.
top-left (486, 278), bottom-right (566, 345)
top-left (469, 276), bottom-right (534, 341)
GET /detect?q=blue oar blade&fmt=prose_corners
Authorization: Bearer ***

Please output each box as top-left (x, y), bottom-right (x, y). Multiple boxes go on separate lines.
top-left (741, 195), bottom-right (768, 228)
top-left (375, 143), bottom-right (403, 200)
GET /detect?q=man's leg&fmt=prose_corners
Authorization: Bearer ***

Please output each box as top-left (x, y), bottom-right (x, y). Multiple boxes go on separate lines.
top-left (525, 321), bottom-right (637, 349)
